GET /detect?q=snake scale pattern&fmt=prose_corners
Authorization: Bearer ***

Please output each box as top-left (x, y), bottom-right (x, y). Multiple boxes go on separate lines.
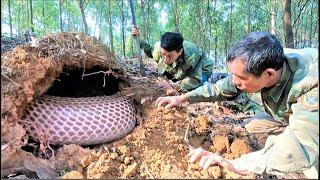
top-left (20, 95), bottom-right (136, 145)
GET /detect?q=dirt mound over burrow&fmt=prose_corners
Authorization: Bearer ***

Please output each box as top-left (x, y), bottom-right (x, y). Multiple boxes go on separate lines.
top-left (1, 32), bottom-right (125, 176)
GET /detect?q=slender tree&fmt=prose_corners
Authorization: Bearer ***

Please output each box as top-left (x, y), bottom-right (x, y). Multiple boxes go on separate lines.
top-left (8, 0), bottom-right (12, 36)
top-left (29, 0), bottom-right (34, 32)
top-left (59, 0), bottom-right (63, 32)
top-left (172, 0), bottom-right (179, 32)
top-left (270, 0), bottom-right (276, 34)
top-left (121, 0), bottom-right (126, 57)
top-left (42, 0), bottom-right (45, 31)
top-left (247, 1), bottom-right (251, 33)
top-left (283, 0), bottom-right (294, 48)
top-left (308, 0), bottom-right (314, 47)
top-left (79, 0), bottom-right (88, 34)
top-left (108, 0), bottom-right (114, 52)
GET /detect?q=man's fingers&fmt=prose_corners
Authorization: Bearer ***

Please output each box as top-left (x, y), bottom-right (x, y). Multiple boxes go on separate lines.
top-left (199, 156), bottom-right (209, 168)
top-left (188, 148), bottom-right (204, 163)
top-left (156, 98), bottom-right (168, 108)
top-left (203, 157), bottom-right (215, 170)
top-left (155, 97), bottom-right (163, 105)
top-left (164, 103), bottom-right (175, 111)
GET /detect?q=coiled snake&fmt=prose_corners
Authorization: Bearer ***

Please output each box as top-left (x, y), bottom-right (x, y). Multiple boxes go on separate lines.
top-left (20, 95), bottom-right (136, 145)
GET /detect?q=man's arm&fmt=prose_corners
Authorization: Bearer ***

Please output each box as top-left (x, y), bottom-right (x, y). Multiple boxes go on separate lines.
top-left (132, 26), bottom-right (155, 59)
top-left (185, 76), bottom-right (241, 103)
top-left (140, 40), bottom-right (154, 58)
top-left (190, 87), bottom-right (319, 176)
top-left (156, 76), bottom-right (241, 109)
top-left (172, 76), bottom-right (200, 91)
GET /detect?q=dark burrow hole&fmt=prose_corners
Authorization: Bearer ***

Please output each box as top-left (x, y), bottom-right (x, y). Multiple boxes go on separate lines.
top-left (46, 65), bottom-right (121, 97)
top-left (21, 65), bottom-right (126, 159)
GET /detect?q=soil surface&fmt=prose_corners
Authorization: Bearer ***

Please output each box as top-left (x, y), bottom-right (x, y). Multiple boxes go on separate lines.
top-left (1, 32), bottom-right (274, 179)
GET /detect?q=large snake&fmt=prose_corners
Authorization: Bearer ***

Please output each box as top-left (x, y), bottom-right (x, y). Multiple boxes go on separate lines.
top-left (20, 95), bottom-right (136, 145)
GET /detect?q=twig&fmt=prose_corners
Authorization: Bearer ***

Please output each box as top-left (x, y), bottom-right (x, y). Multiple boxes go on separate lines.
top-left (125, 93), bottom-right (136, 97)
top-left (81, 58), bottom-right (86, 80)
top-left (183, 117), bottom-right (195, 150)
top-left (141, 165), bottom-right (155, 179)
top-left (1, 74), bottom-right (20, 87)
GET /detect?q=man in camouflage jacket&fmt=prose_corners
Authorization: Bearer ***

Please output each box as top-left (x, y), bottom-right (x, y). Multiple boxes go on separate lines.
top-left (156, 32), bottom-right (318, 178)
top-left (132, 27), bottom-right (215, 91)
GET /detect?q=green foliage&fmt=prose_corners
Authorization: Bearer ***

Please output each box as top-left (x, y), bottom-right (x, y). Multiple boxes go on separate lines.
top-left (1, 0), bottom-right (318, 60)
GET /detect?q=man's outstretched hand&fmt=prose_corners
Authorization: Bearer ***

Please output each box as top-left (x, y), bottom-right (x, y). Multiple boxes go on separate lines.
top-left (155, 95), bottom-right (187, 110)
top-left (188, 147), bottom-right (250, 175)
top-left (188, 147), bottom-right (223, 169)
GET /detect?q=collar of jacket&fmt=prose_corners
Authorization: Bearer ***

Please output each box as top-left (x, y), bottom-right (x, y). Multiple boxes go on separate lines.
top-left (262, 60), bottom-right (292, 103)
top-left (158, 51), bottom-right (185, 71)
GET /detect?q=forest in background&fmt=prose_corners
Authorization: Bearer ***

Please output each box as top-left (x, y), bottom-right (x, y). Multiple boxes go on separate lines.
top-left (1, 0), bottom-right (318, 66)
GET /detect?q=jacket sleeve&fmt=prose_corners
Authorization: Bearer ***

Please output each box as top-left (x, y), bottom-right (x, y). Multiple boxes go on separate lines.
top-left (172, 76), bottom-right (200, 91)
top-left (231, 87), bottom-right (319, 176)
top-left (185, 76), bottom-right (241, 102)
top-left (140, 40), bottom-right (154, 58)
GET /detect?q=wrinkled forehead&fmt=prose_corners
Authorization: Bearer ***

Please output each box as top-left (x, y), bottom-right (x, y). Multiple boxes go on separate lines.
top-left (227, 58), bottom-right (246, 74)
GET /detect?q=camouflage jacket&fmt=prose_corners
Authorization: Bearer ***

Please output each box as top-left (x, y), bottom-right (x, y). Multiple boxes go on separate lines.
top-left (186, 48), bottom-right (319, 174)
top-left (140, 40), bottom-right (213, 90)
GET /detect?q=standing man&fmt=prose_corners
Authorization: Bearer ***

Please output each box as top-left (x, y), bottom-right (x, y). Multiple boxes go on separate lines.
top-left (156, 32), bottom-right (318, 178)
top-left (132, 27), bottom-right (225, 91)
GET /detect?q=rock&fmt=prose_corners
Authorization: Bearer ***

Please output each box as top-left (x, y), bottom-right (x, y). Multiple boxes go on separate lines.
top-left (123, 162), bottom-right (138, 178)
top-left (117, 146), bottom-right (130, 156)
top-left (61, 171), bottom-right (84, 179)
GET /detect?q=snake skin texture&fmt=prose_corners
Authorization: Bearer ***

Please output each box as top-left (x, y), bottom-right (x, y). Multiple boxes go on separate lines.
top-left (20, 95), bottom-right (136, 145)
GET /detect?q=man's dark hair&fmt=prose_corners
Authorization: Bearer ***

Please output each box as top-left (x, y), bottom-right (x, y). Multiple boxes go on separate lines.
top-left (160, 32), bottom-right (183, 52)
top-left (226, 32), bottom-right (286, 76)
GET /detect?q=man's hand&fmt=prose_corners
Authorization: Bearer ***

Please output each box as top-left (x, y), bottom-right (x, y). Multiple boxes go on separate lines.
top-left (155, 95), bottom-right (186, 110)
top-left (188, 147), bottom-right (250, 175)
top-left (132, 26), bottom-right (139, 37)
top-left (188, 147), bottom-right (223, 169)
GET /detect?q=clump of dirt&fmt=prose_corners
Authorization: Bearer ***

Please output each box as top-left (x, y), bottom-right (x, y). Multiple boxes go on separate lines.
top-left (1, 32), bottom-right (269, 179)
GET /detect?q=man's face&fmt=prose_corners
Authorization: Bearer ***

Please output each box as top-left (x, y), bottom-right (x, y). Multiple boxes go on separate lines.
top-left (227, 58), bottom-right (268, 93)
top-left (160, 48), bottom-right (182, 65)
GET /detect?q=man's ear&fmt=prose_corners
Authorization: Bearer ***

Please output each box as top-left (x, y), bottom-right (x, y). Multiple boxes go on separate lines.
top-left (178, 48), bottom-right (183, 56)
top-left (263, 68), bottom-right (277, 78)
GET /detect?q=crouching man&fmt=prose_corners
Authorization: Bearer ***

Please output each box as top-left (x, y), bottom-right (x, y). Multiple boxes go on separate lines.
top-left (156, 32), bottom-right (318, 178)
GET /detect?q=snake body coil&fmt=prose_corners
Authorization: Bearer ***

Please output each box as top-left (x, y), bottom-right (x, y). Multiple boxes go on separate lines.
top-left (21, 95), bottom-right (136, 145)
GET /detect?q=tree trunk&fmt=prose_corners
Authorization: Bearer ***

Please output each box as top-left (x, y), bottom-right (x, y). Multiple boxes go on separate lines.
top-left (8, 0), bottom-right (12, 37)
top-left (98, 5), bottom-right (103, 41)
top-left (17, 1), bottom-right (21, 35)
top-left (270, 0), bottom-right (276, 34)
top-left (247, 1), bottom-right (251, 33)
top-left (59, 0), bottom-right (63, 32)
top-left (108, 0), bottom-right (114, 52)
top-left (283, 0), bottom-right (294, 48)
top-left (146, 0), bottom-right (151, 42)
top-left (42, 0), bottom-right (45, 31)
top-left (121, 0), bottom-right (126, 57)
top-left (131, 36), bottom-right (134, 57)
top-left (79, 0), bottom-right (88, 34)
top-left (140, 0), bottom-right (147, 39)
top-left (308, 0), bottom-right (314, 47)
top-left (172, 0), bottom-right (179, 32)
top-left (229, 0), bottom-right (233, 46)
top-left (206, 0), bottom-right (211, 53)
top-left (213, 0), bottom-right (217, 64)
top-left (29, 0), bottom-right (34, 32)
